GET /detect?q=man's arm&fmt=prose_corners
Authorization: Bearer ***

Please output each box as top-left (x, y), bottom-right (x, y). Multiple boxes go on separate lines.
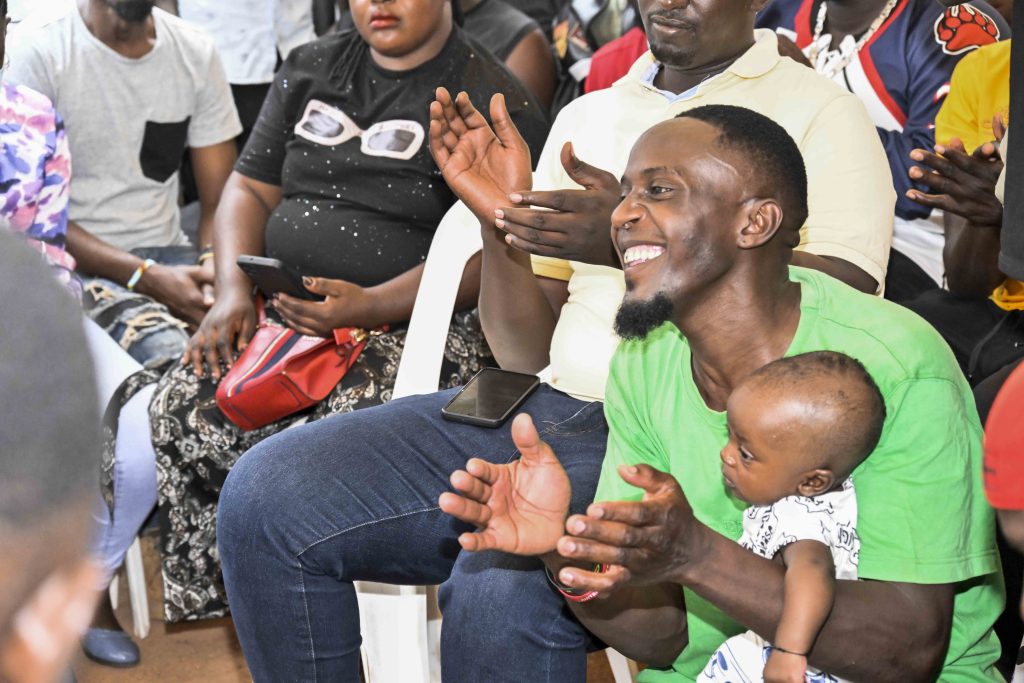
top-left (907, 138), bottom-right (1005, 296)
top-left (558, 467), bottom-right (954, 682)
top-left (67, 221), bottom-right (213, 326)
top-left (429, 89), bottom-right (565, 373)
top-left (190, 139), bottom-right (238, 251)
top-left (553, 563), bottom-right (688, 668)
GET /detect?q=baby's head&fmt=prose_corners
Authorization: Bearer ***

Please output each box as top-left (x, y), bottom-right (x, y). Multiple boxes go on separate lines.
top-left (720, 351), bottom-right (886, 506)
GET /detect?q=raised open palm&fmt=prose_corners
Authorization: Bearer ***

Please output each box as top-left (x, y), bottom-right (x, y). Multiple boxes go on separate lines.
top-left (439, 413), bottom-right (571, 556)
top-left (428, 88), bottom-right (533, 223)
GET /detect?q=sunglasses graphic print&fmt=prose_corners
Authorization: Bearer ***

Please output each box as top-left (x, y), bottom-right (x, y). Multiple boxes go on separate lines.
top-left (294, 100), bottom-right (425, 161)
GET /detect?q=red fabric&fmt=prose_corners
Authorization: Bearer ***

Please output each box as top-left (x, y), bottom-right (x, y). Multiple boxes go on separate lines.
top-left (583, 27), bottom-right (649, 94)
top-left (984, 363), bottom-right (1024, 509)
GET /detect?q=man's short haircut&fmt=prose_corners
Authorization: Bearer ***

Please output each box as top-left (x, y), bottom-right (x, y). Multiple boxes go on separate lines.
top-left (747, 351), bottom-right (886, 475)
top-left (0, 232), bottom-right (99, 529)
top-left (675, 105), bottom-right (809, 240)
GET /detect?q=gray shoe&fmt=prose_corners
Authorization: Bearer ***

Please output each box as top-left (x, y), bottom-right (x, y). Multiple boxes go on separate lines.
top-left (81, 628), bottom-right (140, 667)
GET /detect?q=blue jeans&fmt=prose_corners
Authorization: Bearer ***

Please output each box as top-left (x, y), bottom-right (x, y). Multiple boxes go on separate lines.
top-left (218, 384), bottom-right (608, 682)
top-left (82, 245), bottom-right (196, 369)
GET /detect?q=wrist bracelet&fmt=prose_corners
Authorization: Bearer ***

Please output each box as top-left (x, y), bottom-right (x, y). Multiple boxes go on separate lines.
top-left (197, 249), bottom-right (215, 266)
top-left (126, 258), bottom-right (156, 291)
top-left (771, 644), bottom-right (809, 657)
top-left (544, 564), bottom-right (607, 603)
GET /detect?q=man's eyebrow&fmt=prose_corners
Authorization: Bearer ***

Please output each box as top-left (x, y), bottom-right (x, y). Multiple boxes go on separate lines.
top-left (639, 166), bottom-right (677, 176)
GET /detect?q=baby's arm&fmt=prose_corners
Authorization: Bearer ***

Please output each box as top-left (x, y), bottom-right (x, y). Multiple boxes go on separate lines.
top-left (762, 540), bottom-right (836, 683)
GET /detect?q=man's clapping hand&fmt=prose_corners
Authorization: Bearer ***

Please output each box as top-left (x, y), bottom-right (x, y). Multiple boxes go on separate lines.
top-left (438, 413), bottom-right (571, 556)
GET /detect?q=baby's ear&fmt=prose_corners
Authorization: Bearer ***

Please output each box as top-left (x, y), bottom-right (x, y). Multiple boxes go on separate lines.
top-left (797, 469), bottom-right (835, 497)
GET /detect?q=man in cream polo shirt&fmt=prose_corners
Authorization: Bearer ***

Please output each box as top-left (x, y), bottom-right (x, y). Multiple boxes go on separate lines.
top-left (215, 2), bottom-right (896, 680)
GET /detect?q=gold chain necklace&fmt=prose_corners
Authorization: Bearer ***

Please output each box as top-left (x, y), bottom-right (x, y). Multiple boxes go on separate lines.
top-left (807, 0), bottom-right (899, 79)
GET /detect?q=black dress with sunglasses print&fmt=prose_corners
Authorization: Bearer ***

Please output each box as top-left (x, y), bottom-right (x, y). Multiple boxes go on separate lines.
top-left (236, 26), bottom-right (550, 288)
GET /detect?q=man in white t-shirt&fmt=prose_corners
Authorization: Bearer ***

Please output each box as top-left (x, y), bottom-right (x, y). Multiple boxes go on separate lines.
top-left (177, 0), bottom-right (314, 147)
top-left (8, 0), bottom-right (241, 369)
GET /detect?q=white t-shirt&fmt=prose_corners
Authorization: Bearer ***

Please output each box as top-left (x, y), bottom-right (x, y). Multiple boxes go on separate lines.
top-left (7, 7), bottom-right (242, 251)
top-left (739, 478), bottom-right (860, 580)
top-left (177, 0), bottom-right (315, 85)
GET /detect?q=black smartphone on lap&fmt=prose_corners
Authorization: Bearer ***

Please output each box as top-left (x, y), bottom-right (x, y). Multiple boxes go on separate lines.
top-left (236, 255), bottom-right (324, 301)
top-left (441, 368), bottom-right (541, 429)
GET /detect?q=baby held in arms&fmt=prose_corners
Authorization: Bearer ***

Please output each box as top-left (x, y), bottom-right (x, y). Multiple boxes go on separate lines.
top-left (701, 351), bottom-right (886, 683)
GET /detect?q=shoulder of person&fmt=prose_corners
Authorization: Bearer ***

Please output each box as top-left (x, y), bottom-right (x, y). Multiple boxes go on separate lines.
top-left (454, 30), bottom-right (537, 103)
top-left (153, 7), bottom-right (218, 49)
top-left (1, 81), bottom-right (59, 118)
top-left (795, 267), bottom-right (963, 384)
top-left (7, 8), bottom-right (74, 60)
top-left (754, 0), bottom-right (801, 29)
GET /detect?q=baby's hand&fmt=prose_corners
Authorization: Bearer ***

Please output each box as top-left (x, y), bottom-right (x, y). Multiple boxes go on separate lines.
top-left (763, 649), bottom-right (807, 683)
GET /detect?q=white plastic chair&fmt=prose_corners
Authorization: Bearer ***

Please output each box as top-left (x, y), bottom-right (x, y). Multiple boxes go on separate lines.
top-left (108, 537), bottom-right (151, 639)
top-left (356, 201), bottom-right (636, 683)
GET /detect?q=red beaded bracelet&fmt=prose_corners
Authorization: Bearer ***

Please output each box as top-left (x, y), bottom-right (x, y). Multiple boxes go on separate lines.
top-left (544, 564), bottom-right (609, 603)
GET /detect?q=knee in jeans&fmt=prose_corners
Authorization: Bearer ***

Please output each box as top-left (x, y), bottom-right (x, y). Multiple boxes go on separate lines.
top-left (218, 441), bottom-right (292, 558)
top-left (440, 551), bottom-right (546, 621)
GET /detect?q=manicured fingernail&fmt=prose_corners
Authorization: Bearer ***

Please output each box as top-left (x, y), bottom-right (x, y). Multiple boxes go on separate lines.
top-left (628, 466), bottom-right (638, 474)
top-left (563, 541), bottom-right (577, 553)
top-left (509, 193), bottom-right (523, 203)
top-left (935, 144), bottom-right (946, 155)
top-left (910, 150), bottom-right (924, 161)
top-left (562, 571), bottom-right (576, 586)
top-left (495, 218), bottom-right (506, 229)
top-left (569, 519), bottom-right (585, 533)
top-left (494, 209), bottom-right (504, 218)
top-left (591, 507), bottom-right (605, 519)
top-left (505, 234), bottom-right (514, 245)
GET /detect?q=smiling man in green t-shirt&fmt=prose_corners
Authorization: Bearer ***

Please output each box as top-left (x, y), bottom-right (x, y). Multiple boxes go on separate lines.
top-left (439, 104), bottom-right (1003, 681)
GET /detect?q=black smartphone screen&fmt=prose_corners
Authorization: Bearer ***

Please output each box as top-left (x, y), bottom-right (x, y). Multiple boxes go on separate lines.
top-left (441, 368), bottom-right (541, 428)
top-left (236, 255), bottom-right (323, 301)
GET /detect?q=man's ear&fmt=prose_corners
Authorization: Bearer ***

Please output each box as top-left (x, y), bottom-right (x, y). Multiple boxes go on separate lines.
top-left (796, 469), bottom-right (835, 497)
top-left (737, 199), bottom-right (785, 250)
top-left (1, 561), bottom-right (101, 683)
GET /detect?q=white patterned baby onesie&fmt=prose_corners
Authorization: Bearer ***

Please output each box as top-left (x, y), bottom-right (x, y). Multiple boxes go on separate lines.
top-left (698, 479), bottom-right (859, 683)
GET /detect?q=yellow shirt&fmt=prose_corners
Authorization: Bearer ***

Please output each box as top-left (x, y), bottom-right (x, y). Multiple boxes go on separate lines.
top-left (935, 40), bottom-right (1010, 153)
top-left (533, 29), bottom-right (895, 401)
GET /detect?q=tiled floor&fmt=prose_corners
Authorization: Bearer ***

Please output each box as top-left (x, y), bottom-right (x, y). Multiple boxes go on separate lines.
top-left (75, 531), bottom-right (619, 682)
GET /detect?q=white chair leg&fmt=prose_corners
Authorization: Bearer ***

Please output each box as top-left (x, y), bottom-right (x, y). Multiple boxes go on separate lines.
top-left (356, 582), bottom-right (430, 683)
top-left (606, 648), bottom-right (639, 683)
top-left (124, 537), bottom-right (150, 639)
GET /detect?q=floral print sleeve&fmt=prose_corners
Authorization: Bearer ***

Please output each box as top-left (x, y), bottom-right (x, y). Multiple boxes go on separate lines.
top-left (0, 82), bottom-right (80, 298)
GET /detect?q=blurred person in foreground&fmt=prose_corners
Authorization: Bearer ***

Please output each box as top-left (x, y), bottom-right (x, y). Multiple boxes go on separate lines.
top-left (0, 230), bottom-right (102, 683)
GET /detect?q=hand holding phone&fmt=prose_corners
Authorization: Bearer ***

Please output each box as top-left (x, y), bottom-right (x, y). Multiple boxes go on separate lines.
top-left (236, 255), bottom-right (324, 301)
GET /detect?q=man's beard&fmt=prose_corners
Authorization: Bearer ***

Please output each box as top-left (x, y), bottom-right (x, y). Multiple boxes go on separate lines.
top-left (648, 39), bottom-right (697, 69)
top-left (614, 293), bottom-right (674, 340)
top-left (107, 0), bottom-right (155, 23)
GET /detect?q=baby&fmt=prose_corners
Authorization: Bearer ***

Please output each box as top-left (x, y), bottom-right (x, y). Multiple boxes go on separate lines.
top-left (699, 351), bottom-right (886, 683)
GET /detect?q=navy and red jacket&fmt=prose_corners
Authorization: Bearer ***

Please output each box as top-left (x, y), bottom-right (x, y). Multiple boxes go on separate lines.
top-left (757, 0), bottom-right (1008, 221)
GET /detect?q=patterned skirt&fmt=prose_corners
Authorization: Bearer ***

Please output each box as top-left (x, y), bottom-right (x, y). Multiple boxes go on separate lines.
top-left (148, 311), bottom-right (492, 622)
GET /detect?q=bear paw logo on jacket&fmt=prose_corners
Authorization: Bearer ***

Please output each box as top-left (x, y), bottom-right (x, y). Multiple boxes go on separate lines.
top-left (934, 4), bottom-right (1001, 56)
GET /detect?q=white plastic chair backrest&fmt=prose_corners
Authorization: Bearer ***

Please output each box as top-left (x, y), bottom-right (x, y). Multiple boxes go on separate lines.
top-left (392, 201), bottom-right (481, 400)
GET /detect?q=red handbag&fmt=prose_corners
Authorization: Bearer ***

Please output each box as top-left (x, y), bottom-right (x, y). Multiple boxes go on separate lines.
top-left (215, 299), bottom-right (376, 431)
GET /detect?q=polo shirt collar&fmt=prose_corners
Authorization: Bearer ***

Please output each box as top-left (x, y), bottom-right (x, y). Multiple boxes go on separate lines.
top-left (626, 28), bottom-right (782, 95)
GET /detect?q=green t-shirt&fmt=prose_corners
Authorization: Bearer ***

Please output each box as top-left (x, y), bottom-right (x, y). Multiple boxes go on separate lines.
top-left (596, 267), bottom-right (1004, 682)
